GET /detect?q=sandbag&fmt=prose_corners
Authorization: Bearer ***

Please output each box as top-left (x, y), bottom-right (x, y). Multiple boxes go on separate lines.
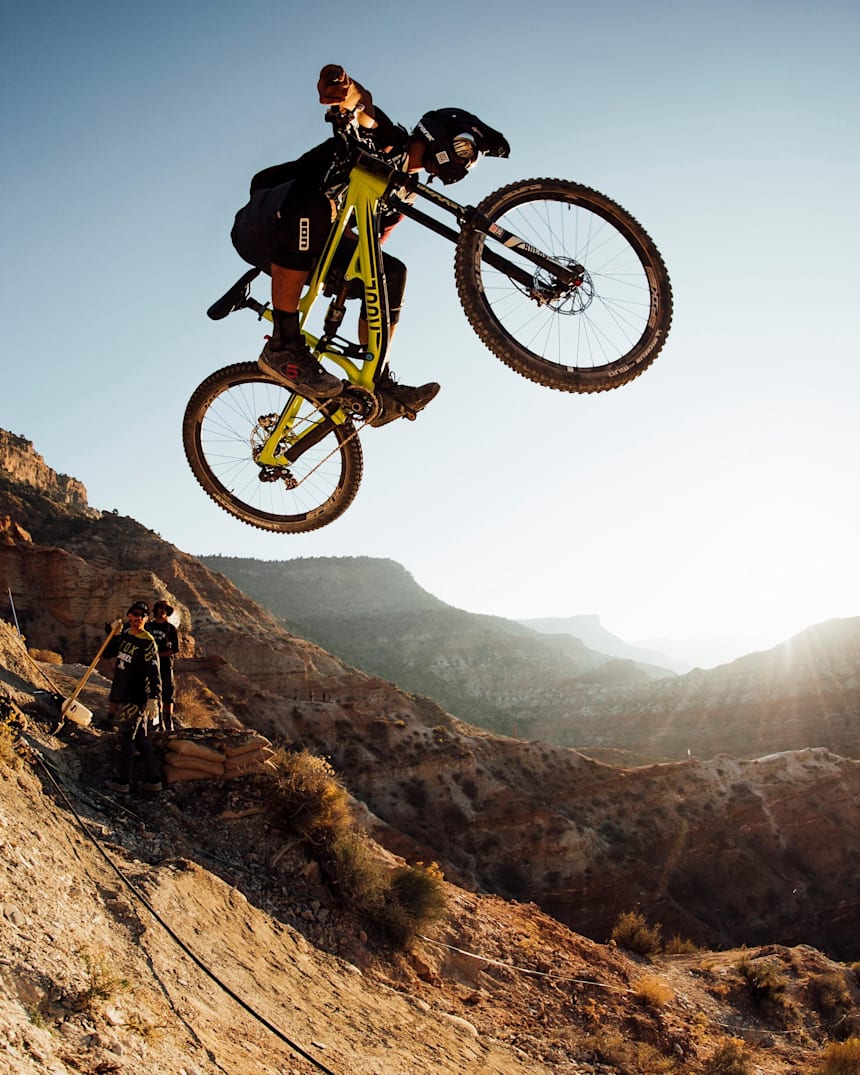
top-left (165, 753), bottom-right (225, 777)
top-left (167, 739), bottom-right (225, 763)
top-left (222, 736), bottom-right (273, 759)
top-left (224, 748), bottom-right (268, 770)
top-left (225, 760), bottom-right (269, 777)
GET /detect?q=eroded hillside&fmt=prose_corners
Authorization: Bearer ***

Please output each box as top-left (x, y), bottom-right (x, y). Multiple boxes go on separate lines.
top-left (2, 622), bottom-right (860, 1075)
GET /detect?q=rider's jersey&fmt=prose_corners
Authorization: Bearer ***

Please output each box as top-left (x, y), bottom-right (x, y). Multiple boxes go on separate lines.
top-left (248, 108), bottom-right (410, 236)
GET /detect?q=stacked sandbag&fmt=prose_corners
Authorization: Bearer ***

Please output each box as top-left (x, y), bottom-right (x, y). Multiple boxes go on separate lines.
top-left (223, 736), bottom-right (277, 778)
top-left (163, 730), bottom-right (276, 784)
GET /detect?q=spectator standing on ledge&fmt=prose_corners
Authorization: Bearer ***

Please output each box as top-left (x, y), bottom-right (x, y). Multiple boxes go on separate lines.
top-left (104, 601), bottom-right (162, 795)
top-left (148, 600), bottom-right (180, 731)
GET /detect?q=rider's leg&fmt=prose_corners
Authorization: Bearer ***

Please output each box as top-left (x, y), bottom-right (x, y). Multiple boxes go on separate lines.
top-left (258, 262), bottom-right (342, 397)
top-left (362, 252), bottom-right (440, 426)
top-left (256, 185), bottom-right (343, 397)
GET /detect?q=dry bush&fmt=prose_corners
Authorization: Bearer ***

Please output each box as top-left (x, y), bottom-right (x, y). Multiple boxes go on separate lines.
top-left (636, 973), bottom-right (674, 1008)
top-left (664, 933), bottom-right (701, 955)
top-left (376, 862), bottom-right (447, 945)
top-left (271, 749), bottom-right (352, 848)
top-left (589, 1028), bottom-right (678, 1072)
top-left (71, 947), bottom-right (130, 1012)
top-left (808, 970), bottom-right (854, 1024)
top-left (611, 910), bottom-right (663, 957)
top-left (736, 954), bottom-right (789, 1007)
top-left (815, 1038), bottom-right (860, 1075)
top-left (172, 676), bottom-right (232, 727)
top-left (702, 1038), bottom-right (753, 1074)
top-left (270, 751), bottom-right (447, 946)
top-left (330, 830), bottom-right (387, 910)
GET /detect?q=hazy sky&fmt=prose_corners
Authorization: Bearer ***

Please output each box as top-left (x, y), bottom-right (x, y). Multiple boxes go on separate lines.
top-left (2, 0), bottom-right (858, 653)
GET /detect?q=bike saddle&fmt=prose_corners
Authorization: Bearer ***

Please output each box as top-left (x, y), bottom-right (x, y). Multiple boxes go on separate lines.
top-left (207, 267), bottom-right (262, 320)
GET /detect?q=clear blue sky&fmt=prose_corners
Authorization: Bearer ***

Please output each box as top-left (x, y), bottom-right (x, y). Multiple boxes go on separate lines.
top-left (2, 0), bottom-right (858, 654)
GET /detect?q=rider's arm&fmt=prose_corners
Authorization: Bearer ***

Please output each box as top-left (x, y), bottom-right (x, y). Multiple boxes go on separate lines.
top-left (317, 64), bottom-right (378, 129)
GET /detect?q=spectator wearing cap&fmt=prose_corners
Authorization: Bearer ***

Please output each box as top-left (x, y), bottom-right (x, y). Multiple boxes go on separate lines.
top-left (104, 601), bottom-right (162, 794)
top-left (149, 601), bottom-right (180, 731)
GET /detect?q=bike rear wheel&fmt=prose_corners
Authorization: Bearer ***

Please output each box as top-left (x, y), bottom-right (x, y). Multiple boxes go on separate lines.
top-left (183, 362), bottom-right (363, 533)
top-left (455, 179), bottom-right (673, 392)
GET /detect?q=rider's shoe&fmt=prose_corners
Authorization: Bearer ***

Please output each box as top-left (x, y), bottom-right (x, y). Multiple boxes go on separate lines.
top-left (258, 337), bottom-right (343, 399)
top-left (370, 371), bottom-right (440, 428)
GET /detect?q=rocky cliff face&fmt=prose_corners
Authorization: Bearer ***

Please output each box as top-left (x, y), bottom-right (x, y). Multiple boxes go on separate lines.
top-left (0, 430), bottom-right (95, 517)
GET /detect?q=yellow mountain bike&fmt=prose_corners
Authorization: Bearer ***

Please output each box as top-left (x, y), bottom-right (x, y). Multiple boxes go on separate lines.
top-left (183, 110), bottom-right (672, 534)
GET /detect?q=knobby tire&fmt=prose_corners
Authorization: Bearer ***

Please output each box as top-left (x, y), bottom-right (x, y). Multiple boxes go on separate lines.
top-left (182, 362), bottom-right (362, 534)
top-left (455, 179), bottom-right (673, 392)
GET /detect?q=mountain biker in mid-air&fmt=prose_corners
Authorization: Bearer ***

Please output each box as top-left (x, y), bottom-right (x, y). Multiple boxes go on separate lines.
top-left (230, 63), bottom-right (510, 427)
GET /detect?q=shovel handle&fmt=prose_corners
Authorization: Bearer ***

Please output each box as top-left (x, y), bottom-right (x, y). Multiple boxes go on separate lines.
top-left (61, 621), bottom-right (122, 717)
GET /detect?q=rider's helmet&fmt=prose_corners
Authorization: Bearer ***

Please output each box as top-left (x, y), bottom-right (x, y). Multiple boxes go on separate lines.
top-left (411, 108), bottom-right (510, 184)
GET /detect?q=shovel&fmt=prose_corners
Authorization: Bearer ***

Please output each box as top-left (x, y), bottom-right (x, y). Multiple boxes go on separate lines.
top-left (60, 621), bottom-right (123, 727)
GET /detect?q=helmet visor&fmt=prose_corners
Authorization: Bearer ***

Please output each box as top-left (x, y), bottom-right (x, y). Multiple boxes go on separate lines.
top-left (452, 134), bottom-right (479, 169)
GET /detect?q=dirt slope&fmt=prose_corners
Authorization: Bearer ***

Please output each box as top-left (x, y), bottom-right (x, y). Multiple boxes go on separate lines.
top-left (2, 625), bottom-right (860, 1074)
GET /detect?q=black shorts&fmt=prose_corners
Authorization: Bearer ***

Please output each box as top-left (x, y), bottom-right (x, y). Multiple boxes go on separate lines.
top-left (231, 183), bottom-right (407, 321)
top-left (231, 180), bottom-right (332, 273)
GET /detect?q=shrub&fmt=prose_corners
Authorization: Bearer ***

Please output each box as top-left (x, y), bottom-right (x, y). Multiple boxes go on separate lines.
top-left (816, 1038), bottom-right (860, 1075)
top-left (376, 862), bottom-right (447, 945)
top-left (269, 750), bottom-right (448, 947)
top-left (0, 719), bottom-right (21, 771)
top-left (72, 947), bottom-right (130, 1012)
top-left (809, 971), bottom-right (853, 1021)
top-left (702, 1038), bottom-right (753, 1074)
top-left (588, 1030), bottom-right (677, 1073)
top-left (330, 831), bottom-right (387, 911)
top-left (271, 750), bottom-right (352, 848)
top-left (664, 933), bottom-right (701, 955)
top-left (0, 703), bottom-right (24, 771)
top-left (636, 974), bottom-right (673, 1008)
top-left (611, 910), bottom-right (662, 957)
top-left (736, 955), bottom-right (788, 1007)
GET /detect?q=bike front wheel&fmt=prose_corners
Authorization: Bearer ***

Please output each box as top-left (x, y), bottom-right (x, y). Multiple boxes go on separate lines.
top-left (183, 362), bottom-right (363, 533)
top-left (455, 179), bottom-right (673, 392)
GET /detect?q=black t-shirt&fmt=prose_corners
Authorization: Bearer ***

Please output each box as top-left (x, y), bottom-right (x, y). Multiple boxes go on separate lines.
top-left (148, 620), bottom-right (179, 662)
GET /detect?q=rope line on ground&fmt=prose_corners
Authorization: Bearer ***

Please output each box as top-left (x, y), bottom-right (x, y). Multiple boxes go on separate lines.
top-left (26, 738), bottom-right (339, 1075)
top-left (18, 732), bottom-right (840, 1059)
top-left (417, 936), bottom-right (841, 1041)
top-left (418, 934), bottom-right (634, 992)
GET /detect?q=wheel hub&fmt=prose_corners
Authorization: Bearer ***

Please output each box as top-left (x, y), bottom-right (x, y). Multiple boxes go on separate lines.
top-left (532, 259), bottom-right (593, 314)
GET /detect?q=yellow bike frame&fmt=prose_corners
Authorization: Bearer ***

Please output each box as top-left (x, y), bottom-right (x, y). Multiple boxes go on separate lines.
top-left (254, 160), bottom-right (394, 469)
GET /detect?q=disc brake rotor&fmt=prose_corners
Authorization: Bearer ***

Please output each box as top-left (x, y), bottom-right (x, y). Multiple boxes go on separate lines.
top-left (531, 259), bottom-right (593, 314)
